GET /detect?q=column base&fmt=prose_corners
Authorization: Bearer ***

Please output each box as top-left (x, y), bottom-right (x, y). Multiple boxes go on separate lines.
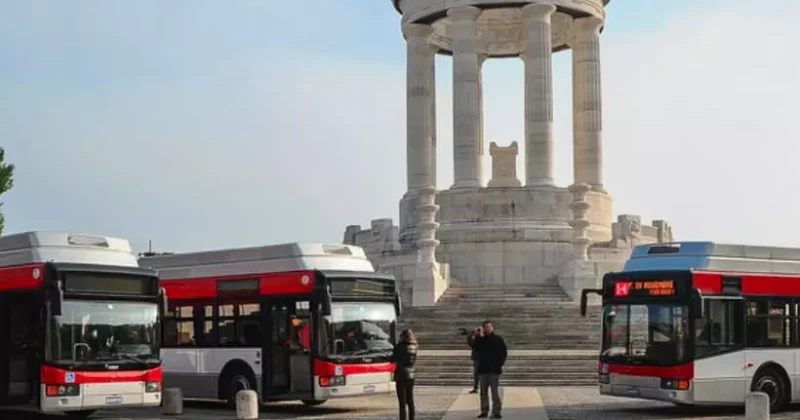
top-left (451, 180), bottom-right (481, 189)
top-left (525, 178), bottom-right (555, 187)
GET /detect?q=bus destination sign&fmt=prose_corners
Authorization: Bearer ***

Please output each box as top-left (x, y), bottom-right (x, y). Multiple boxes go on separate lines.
top-left (613, 280), bottom-right (676, 298)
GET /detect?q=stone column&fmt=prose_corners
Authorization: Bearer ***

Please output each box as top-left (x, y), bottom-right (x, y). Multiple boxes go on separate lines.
top-left (571, 17), bottom-right (604, 191)
top-left (403, 23), bottom-right (437, 192)
top-left (448, 6), bottom-right (482, 189)
top-left (521, 3), bottom-right (556, 187)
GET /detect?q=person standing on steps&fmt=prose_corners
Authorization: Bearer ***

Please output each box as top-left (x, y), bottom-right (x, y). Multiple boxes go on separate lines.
top-left (467, 326), bottom-right (484, 394)
top-left (475, 320), bottom-right (507, 419)
top-left (391, 329), bottom-right (419, 420)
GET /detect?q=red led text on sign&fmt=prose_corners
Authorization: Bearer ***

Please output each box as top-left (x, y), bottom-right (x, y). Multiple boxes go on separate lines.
top-left (614, 281), bottom-right (633, 297)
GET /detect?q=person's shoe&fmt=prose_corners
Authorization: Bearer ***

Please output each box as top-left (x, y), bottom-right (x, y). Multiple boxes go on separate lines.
top-left (491, 414), bottom-right (502, 419)
top-left (477, 413), bottom-right (488, 418)
top-left (469, 388), bottom-right (478, 394)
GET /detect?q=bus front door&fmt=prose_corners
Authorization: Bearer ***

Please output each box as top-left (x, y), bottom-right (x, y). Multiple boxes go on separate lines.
top-left (1, 294), bottom-right (38, 405)
top-left (262, 299), bottom-right (313, 400)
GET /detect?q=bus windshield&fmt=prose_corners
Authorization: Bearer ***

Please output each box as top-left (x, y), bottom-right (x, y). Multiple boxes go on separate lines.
top-left (321, 302), bottom-right (396, 362)
top-left (600, 303), bottom-right (689, 366)
top-left (47, 299), bottom-right (160, 369)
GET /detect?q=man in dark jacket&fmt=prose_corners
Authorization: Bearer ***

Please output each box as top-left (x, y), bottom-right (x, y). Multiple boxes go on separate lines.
top-left (467, 326), bottom-right (483, 393)
top-left (474, 320), bottom-right (507, 419)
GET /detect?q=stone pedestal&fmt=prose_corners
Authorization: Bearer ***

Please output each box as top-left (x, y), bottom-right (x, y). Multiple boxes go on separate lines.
top-left (560, 259), bottom-right (599, 302)
top-left (162, 388), bottom-right (183, 415)
top-left (488, 141), bottom-right (521, 188)
top-left (235, 390), bottom-right (259, 419)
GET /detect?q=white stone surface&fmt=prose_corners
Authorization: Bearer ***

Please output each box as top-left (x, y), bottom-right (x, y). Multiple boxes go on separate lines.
top-left (522, 3), bottom-right (556, 187)
top-left (449, 6), bottom-right (483, 189)
top-left (488, 141), bottom-right (521, 187)
top-left (745, 392), bottom-right (770, 420)
top-left (235, 389), bottom-right (259, 419)
top-left (161, 387), bottom-right (183, 415)
top-left (404, 23), bottom-right (437, 192)
top-left (570, 17), bottom-right (604, 191)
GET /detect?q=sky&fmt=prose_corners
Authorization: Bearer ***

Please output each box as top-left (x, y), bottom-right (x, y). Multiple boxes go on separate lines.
top-left (1, 0), bottom-right (799, 253)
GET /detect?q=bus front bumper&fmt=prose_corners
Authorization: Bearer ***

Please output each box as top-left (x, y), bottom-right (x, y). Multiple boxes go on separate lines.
top-left (313, 372), bottom-right (394, 400)
top-left (39, 382), bottom-right (161, 412)
top-left (599, 377), bottom-right (694, 405)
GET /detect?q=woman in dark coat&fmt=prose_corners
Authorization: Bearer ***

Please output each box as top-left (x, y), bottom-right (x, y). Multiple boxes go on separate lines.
top-left (391, 329), bottom-right (418, 420)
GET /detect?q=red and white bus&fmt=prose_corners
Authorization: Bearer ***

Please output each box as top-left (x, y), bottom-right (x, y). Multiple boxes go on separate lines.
top-left (0, 231), bottom-right (165, 417)
top-left (580, 241), bottom-right (800, 412)
top-left (139, 242), bottom-right (400, 407)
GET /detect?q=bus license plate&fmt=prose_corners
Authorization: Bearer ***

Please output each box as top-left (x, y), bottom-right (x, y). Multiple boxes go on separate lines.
top-left (105, 395), bottom-right (124, 405)
top-left (363, 384), bottom-right (377, 394)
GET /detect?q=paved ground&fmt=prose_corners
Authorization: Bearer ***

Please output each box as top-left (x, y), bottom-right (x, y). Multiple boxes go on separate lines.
top-left (10, 386), bottom-right (800, 419)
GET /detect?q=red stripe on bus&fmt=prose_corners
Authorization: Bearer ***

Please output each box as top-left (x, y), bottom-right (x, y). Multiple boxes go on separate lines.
top-left (0, 264), bottom-right (45, 291)
top-left (161, 278), bottom-right (217, 300)
top-left (693, 271), bottom-right (800, 296)
top-left (692, 272), bottom-right (721, 294)
top-left (41, 365), bottom-right (163, 385)
top-left (162, 271), bottom-right (315, 300)
top-left (260, 272), bottom-right (315, 295)
top-left (604, 362), bottom-right (693, 379)
top-left (313, 359), bottom-right (395, 376)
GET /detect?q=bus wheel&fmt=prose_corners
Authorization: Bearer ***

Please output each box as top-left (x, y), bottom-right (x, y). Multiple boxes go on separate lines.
top-left (65, 410), bottom-right (97, 418)
top-left (224, 372), bottom-right (255, 408)
top-left (302, 399), bottom-right (327, 407)
top-left (752, 368), bottom-right (787, 412)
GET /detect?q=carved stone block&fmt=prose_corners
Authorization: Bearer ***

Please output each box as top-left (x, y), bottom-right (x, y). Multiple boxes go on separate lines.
top-left (488, 141), bottom-right (521, 187)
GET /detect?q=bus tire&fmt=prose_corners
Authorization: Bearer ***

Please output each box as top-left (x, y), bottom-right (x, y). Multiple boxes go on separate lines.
top-left (751, 366), bottom-right (789, 412)
top-left (218, 361), bottom-right (257, 408)
top-left (65, 410), bottom-right (97, 418)
top-left (301, 399), bottom-right (327, 407)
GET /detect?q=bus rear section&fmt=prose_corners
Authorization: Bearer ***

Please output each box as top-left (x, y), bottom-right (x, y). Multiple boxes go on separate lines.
top-left (0, 232), bottom-right (166, 416)
top-left (582, 241), bottom-right (800, 412)
top-left (140, 242), bottom-right (400, 406)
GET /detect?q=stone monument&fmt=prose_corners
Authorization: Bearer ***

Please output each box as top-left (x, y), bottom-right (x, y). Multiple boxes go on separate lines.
top-left (344, 0), bottom-right (676, 305)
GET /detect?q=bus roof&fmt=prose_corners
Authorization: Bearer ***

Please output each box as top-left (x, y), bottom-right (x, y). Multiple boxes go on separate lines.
top-left (138, 242), bottom-right (376, 280)
top-left (624, 241), bottom-right (800, 275)
top-left (0, 231), bottom-right (139, 268)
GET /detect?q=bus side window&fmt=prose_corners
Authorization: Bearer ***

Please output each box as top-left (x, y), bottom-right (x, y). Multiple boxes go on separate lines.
top-left (746, 299), bottom-right (791, 348)
top-left (163, 303), bottom-right (196, 347)
top-left (697, 299), bottom-right (744, 357)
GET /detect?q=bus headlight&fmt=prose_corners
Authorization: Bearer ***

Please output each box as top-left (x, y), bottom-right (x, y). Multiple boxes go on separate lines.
top-left (660, 378), bottom-right (690, 390)
top-left (46, 384), bottom-right (80, 397)
top-left (145, 381), bottom-right (161, 393)
top-left (318, 376), bottom-right (346, 387)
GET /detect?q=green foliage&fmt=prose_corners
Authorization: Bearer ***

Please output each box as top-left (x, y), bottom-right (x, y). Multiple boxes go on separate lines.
top-left (0, 148), bottom-right (15, 236)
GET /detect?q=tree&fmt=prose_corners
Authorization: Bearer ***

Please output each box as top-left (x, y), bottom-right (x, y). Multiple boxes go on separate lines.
top-left (0, 148), bottom-right (15, 236)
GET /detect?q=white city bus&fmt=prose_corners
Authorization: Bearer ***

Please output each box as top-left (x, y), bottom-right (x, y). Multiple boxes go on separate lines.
top-left (0, 231), bottom-right (165, 417)
top-left (581, 241), bottom-right (800, 412)
top-left (140, 243), bottom-right (400, 407)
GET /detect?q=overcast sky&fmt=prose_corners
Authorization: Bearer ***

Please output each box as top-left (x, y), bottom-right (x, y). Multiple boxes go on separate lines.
top-left (1, 0), bottom-right (798, 253)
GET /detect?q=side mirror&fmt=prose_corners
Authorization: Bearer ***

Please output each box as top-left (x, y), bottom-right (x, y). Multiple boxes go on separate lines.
top-left (580, 288), bottom-right (602, 317)
top-left (321, 286), bottom-right (333, 316)
top-left (49, 280), bottom-right (64, 316)
top-left (158, 286), bottom-right (168, 316)
top-left (394, 292), bottom-right (402, 315)
top-left (690, 288), bottom-right (704, 318)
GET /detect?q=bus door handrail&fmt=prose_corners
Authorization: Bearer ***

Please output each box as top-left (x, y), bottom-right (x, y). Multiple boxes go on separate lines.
top-left (580, 288), bottom-right (603, 317)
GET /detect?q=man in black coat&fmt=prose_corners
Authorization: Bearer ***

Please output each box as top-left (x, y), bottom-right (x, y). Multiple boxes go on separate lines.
top-left (474, 320), bottom-right (507, 419)
top-left (467, 326), bottom-right (483, 393)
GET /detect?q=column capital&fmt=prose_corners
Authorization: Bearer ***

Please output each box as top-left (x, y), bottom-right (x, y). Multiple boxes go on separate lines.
top-left (447, 6), bottom-right (481, 22)
top-left (403, 23), bottom-right (434, 39)
top-left (521, 3), bottom-right (556, 21)
top-left (572, 16), bottom-right (604, 37)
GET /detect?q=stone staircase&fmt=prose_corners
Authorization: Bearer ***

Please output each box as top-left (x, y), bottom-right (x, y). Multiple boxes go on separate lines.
top-left (398, 283), bottom-right (603, 387)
